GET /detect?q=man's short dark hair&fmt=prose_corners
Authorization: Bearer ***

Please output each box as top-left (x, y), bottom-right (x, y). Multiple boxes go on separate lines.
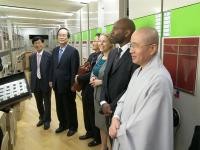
top-left (32, 36), bottom-right (44, 44)
top-left (95, 33), bottom-right (101, 38)
top-left (57, 27), bottom-right (70, 38)
top-left (118, 18), bottom-right (136, 34)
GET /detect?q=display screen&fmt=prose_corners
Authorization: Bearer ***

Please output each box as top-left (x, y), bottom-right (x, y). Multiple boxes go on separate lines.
top-left (0, 72), bottom-right (32, 109)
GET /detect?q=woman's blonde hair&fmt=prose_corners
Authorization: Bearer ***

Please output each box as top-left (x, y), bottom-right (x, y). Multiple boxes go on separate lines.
top-left (100, 33), bottom-right (114, 49)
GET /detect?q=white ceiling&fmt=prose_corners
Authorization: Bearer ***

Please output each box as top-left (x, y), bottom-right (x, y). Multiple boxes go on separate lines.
top-left (0, 0), bottom-right (89, 28)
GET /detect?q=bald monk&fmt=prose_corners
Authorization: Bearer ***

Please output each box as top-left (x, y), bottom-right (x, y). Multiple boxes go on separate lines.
top-left (109, 27), bottom-right (173, 150)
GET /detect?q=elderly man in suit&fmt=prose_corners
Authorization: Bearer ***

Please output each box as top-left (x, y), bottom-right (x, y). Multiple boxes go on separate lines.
top-left (100, 18), bottom-right (139, 117)
top-left (29, 36), bottom-right (52, 130)
top-left (109, 27), bottom-right (173, 150)
top-left (51, 28), bottom-right (79, 136)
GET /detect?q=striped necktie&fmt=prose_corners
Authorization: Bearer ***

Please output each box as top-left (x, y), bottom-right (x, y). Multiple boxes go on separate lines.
top-left (58, 49), bottom-right (63, 62)
top-left (113, 48), bottom-right (122, 69)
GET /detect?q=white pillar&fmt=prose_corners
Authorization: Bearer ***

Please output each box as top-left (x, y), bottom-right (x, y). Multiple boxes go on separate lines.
top-left (7, 20), bottom-right (13, 49)
top-left (98, 0), bottom-right (105, 31)
top-left (64, 19), bottom-right (68, 28)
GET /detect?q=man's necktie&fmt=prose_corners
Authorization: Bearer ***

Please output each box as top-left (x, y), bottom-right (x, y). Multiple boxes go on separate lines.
top-left (58, 49), bottom-right (63, 62)
top-left (37, 53), bottom-right (41, 79)
top-left (113, 48), bottom-right (122, 69)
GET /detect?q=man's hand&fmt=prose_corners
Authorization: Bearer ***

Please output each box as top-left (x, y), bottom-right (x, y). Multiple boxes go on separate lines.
top-left (109, 117), bottom-right (120, 139)
top-left (102, 103), bottom-right (112, 116)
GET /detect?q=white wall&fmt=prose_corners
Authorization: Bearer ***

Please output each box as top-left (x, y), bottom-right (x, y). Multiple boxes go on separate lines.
top-left (73, 11), bottom-right (81, 34)
top-left (164, 0), bottom-right (199, 11)
top-left (102, 0), bottom-right (119, 26)
top-left (129, 0), bottom-right (161, 19)
top-left (81, 6), bottom-right (89, 62)
top-left (173, 54), bottom-right (200, 149)
top-left (89, 1), bottom-right (98, 29)
top-left (81, 6), bottom-right (89, 32)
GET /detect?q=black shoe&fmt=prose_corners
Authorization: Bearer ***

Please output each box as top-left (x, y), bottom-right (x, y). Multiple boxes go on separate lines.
top-left (88, 140), bottom-right (101, 147)
top-left (79, 133), bottom-right (93, 140)
top-left (44, 122), bottom-right (50, 130)
top-left (67, 130), bottom-right (77, 137)
top-left (36, 120), bottom-right (43, 127)
top-left (55, 126), bottom-right (67, 133)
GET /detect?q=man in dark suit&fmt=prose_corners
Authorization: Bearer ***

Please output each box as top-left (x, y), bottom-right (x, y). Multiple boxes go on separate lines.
top-left (76, 33), bottom-right (101, 147)
top-left (29, 36), bottom-right (52, 130)
top-left (100, 18), bottom-right (139, 116)
top-left (51, 28), bottom-right (79, 136)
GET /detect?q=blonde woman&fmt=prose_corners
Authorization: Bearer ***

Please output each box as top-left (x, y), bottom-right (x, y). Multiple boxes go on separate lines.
top-left (90, 33), bottom-right (113, 150)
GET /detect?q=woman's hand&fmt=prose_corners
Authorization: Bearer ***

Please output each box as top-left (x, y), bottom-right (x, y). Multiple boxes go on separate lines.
top-left (90, 79), bottom-right (102, 87)
top-left (90, 76), bottom-right (96, 83)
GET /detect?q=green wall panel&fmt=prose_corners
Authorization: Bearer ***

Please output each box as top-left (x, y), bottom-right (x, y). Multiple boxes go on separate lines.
top-left (171, 3), bottom-right (200, 36)
top-left (90, 28), bottom-right (98, 40)
top-left (133, 15), bottom-right (156, 29)
top-left (74, 33), bottom-right (81, 41)
top-left (97, 27), bottom-right (102, 33)
top-left (106, 24), bottom-right (113, 33)
top-left (82, 31), bottom-right (88, 41)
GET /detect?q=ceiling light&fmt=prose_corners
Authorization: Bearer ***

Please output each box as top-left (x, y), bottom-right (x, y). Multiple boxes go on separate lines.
top-left (7, 16), bottom-right (65, 22)
top-left (0, 5), bottom-right (73, 16)
top-left (66, 18), bottom-right (97, 20)
top-left (0, 16), bottom-right (8, 19)
top-left (65, 26), bottom-right (80, 28)
top-left (16, 26), bottom-right (58, 29)
top-left (69, 0), bottom-right (97, 4)
top-left (13, 22), bottom-right (60, 27)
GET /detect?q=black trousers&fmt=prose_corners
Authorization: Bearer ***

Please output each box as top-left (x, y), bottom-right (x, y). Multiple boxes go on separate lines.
top-left (54, 86), bottom-right (78, 131)
top-left (34, 78), bottom-right (51, 123)
top-left (81, 85), bottom-right (101, 142)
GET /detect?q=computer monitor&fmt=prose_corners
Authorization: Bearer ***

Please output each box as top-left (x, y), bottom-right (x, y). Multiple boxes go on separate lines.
top-left (0, 72), bottom-right (32, 109)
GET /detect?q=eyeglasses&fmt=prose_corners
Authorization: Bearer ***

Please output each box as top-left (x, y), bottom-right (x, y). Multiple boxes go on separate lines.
top-left (129, 43), bottom-right (156, 49)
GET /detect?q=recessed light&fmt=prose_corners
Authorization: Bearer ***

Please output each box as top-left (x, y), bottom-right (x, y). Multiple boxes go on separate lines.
top-left (8, 16), bottom-right (65, 22)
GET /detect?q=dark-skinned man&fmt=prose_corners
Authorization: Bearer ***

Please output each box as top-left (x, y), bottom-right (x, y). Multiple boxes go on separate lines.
top-left (100, 18), bottom-right (139, 128)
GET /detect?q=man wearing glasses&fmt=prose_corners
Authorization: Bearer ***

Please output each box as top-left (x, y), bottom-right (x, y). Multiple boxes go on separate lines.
top-left (109, 27), bottom-right (173, 150)
top-left (51, 28), bottom-right (79, 136)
